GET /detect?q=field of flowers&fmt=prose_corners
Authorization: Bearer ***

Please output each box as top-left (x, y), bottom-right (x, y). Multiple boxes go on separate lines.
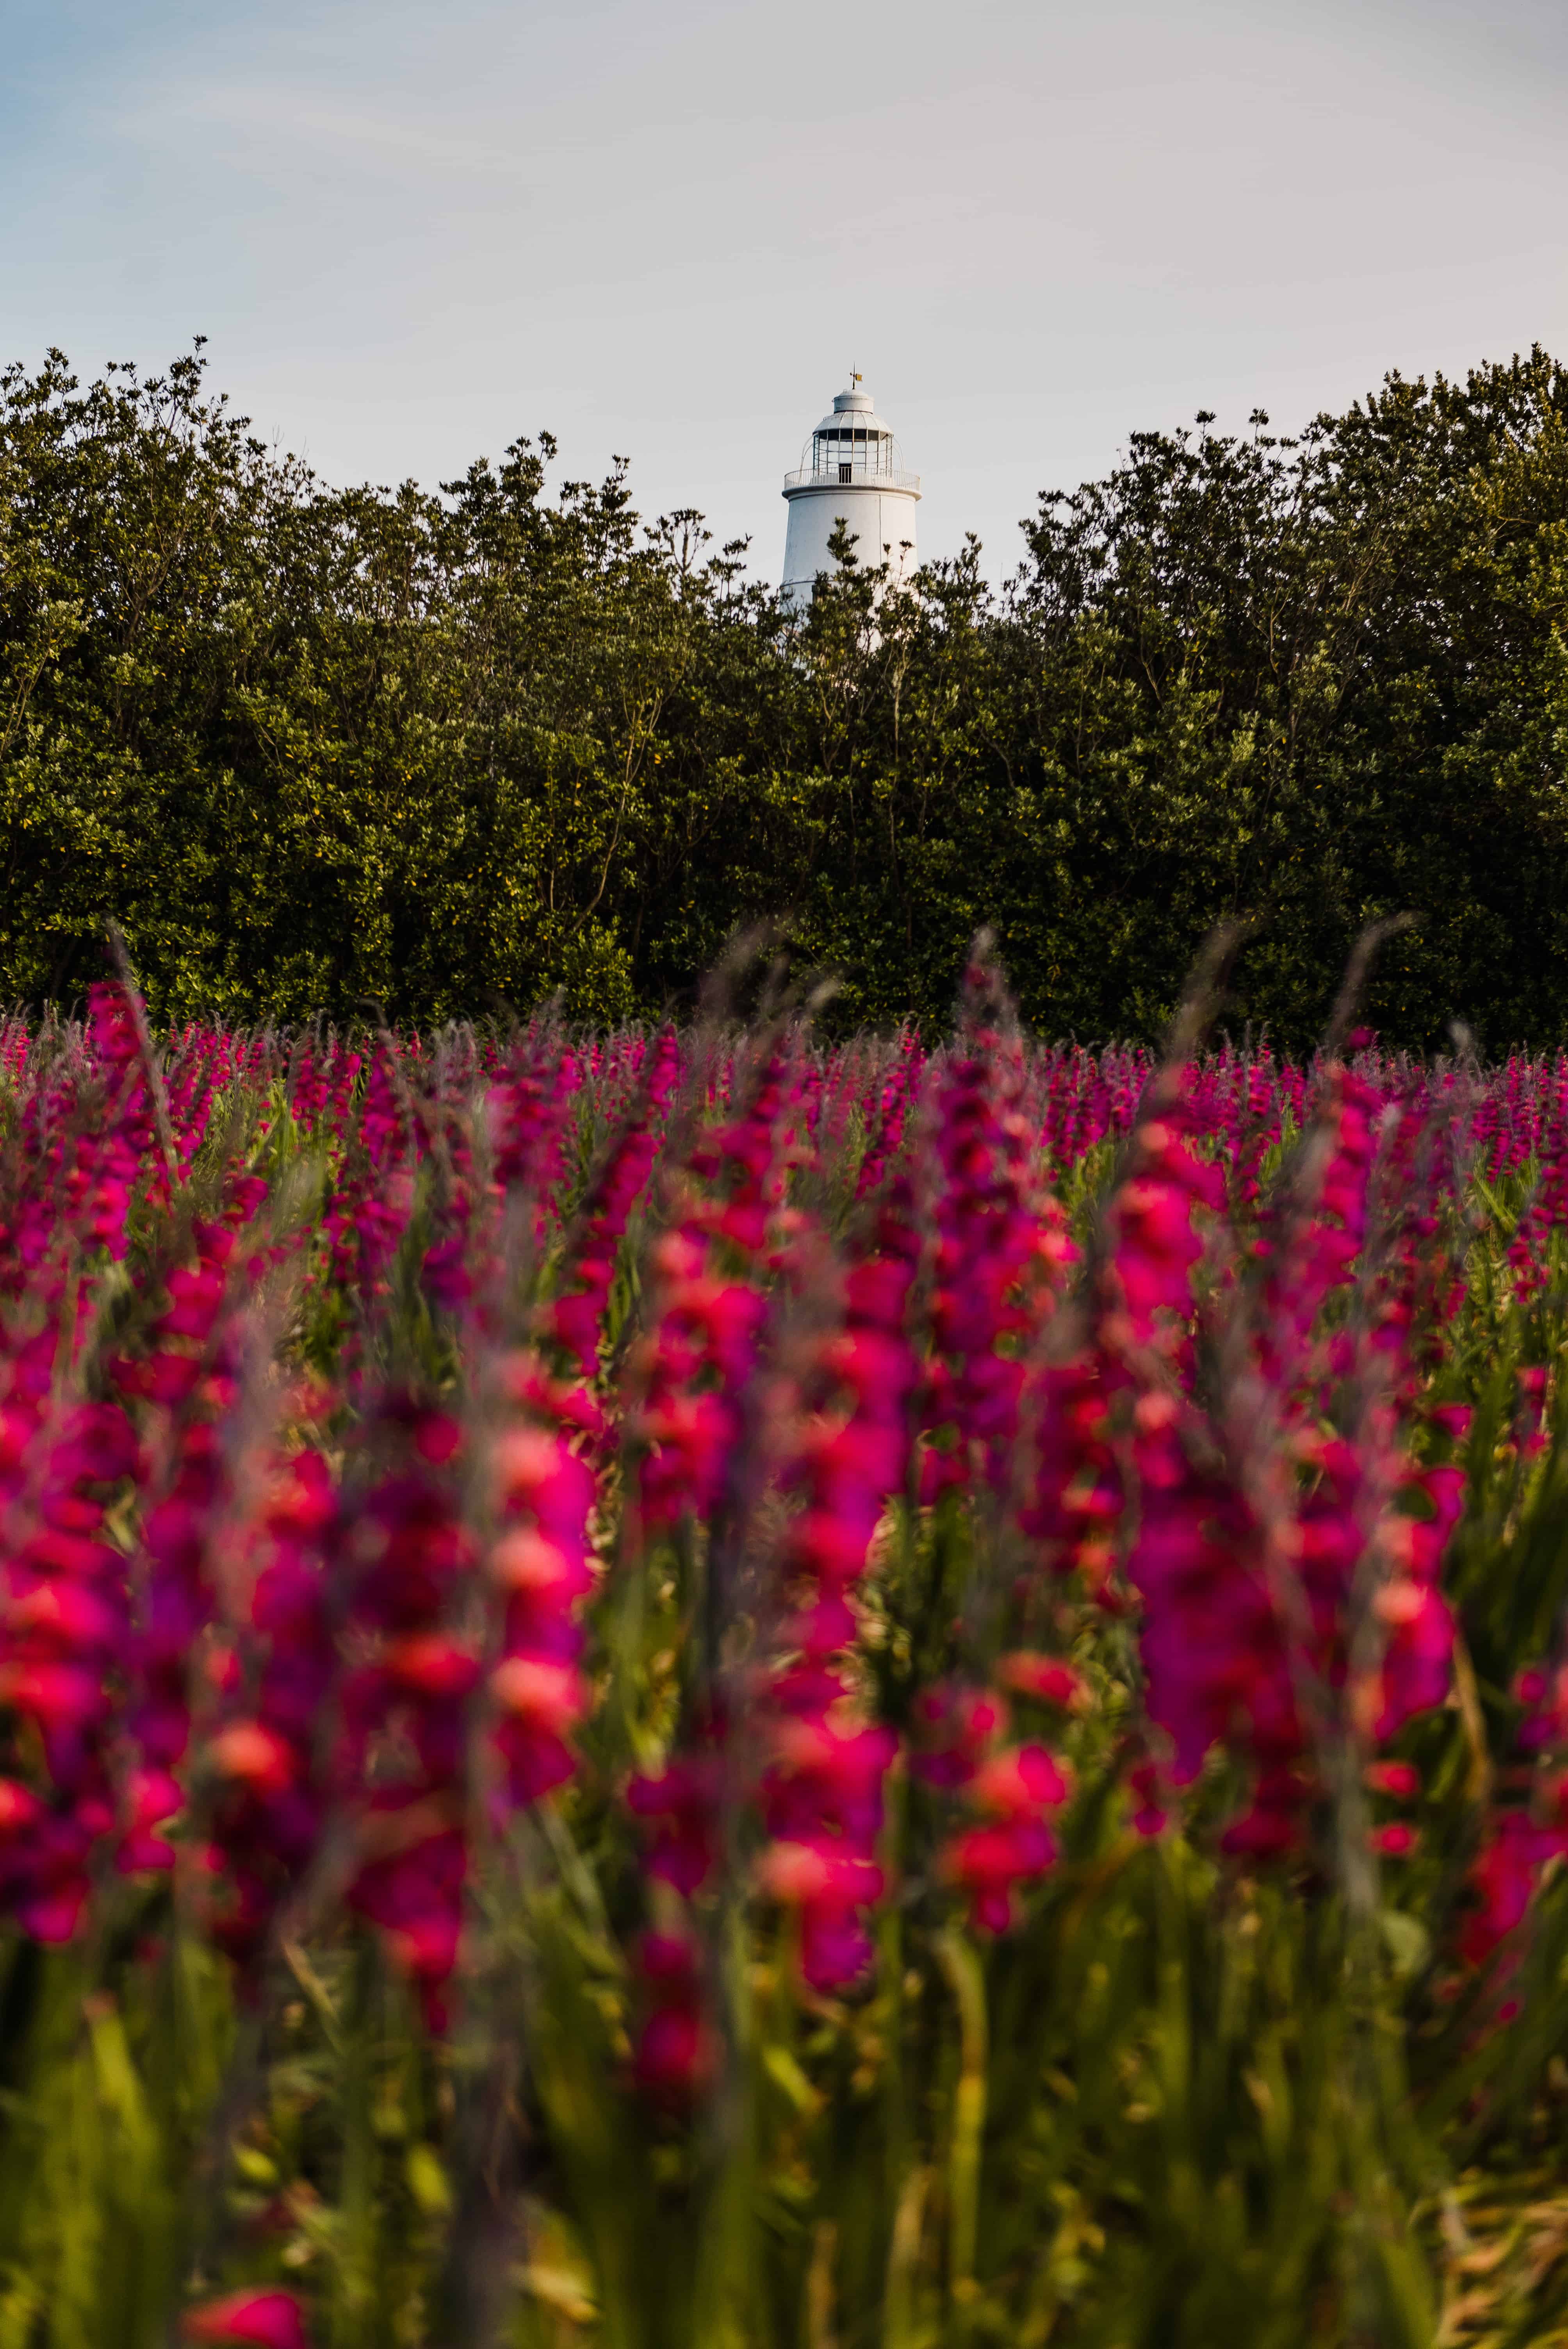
top-left (8, 949), bottom-right (1568, 2348)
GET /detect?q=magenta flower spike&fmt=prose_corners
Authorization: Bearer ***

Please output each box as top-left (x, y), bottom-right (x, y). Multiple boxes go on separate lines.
top-left (484, 1375), bottom-right (598, 1816)
top-left (204, 1446), bottom-right (340, 1974)
top-left (919, 961), bottom-right (1077, 1505)
top-left (336, 1399), bottom-right (478, 2032)
top-left (547, 1027), bottom-right (682, 1385)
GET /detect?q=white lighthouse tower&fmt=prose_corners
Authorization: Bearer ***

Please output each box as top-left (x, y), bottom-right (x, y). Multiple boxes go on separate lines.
top-left (780, 374), bottom-right (921, 608)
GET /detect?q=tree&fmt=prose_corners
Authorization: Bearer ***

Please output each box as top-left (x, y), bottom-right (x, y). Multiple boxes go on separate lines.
top-left (4, 342), bottom-right (1568, 1045)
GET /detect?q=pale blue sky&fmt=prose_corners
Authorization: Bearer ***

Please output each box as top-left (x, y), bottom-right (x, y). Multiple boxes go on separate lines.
top-left (4, 0), bottom-right (1567, 579)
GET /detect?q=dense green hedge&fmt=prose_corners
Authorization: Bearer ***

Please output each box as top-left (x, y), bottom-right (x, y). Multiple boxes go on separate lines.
top-left (4, 341), bottom-right (1567, 1044)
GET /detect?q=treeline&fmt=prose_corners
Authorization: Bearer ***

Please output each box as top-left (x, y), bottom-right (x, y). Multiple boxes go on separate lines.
top-left (4, 341), bottom-right (1568, 1045)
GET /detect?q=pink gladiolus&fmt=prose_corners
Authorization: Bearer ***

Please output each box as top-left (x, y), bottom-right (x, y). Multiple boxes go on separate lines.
top-left (942, 1743), bottom-right (1070, 1934)
top-left (633, 1932), bottom-right (717, 2104)
top-left (337, 1403), bottom-right (477, 2028)
top-left (547, 1026), bottom-right (681, 1381)
top-left (183, 2291), bottom-right (308, 2347)
top-left (996, 1654), bottom-right (1084, 1709)
top-left (483, 1381), bottom-right (597, 1814)
top-left (628, 1750), bottom-right (726, 1899)
top-left (0, 971), bottom-right (1554, 2078)
top-left (920, 957), bottom-right (1078, 1502)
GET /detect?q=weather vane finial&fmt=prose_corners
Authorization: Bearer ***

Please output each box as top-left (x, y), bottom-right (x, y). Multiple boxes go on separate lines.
top-left (850, 367), bottom-right (863, 387)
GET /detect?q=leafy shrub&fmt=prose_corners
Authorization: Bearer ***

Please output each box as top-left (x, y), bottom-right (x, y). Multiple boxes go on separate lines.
top-left (6, 343), bottom-right (1568, 1044)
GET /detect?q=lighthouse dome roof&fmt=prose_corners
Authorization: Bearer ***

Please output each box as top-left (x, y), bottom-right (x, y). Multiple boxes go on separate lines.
top-left (814, 381), bottom-right (893, 435)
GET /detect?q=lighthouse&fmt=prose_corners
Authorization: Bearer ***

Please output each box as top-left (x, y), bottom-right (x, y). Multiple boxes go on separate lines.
top-left (780, 375), bottom-right (921, 608)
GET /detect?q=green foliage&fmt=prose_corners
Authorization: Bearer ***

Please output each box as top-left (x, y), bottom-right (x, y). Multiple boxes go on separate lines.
top-left (0, 1930), bottom-right (233, 2347)
top-left (5, 346), bottom-right (1568, 1044)
top-left (0, 1813), bottom-right (1547, 2346)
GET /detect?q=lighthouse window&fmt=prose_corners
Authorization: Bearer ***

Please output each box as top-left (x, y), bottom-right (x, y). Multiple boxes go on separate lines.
top-left (805, 421), bottom-right (899, 480)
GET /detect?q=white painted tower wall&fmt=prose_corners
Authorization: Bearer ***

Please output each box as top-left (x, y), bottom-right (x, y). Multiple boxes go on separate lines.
top-left (781, 380), bottom-right (920, 609)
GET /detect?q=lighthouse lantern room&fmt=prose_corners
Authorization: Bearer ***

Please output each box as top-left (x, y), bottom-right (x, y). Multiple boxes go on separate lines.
top-left (780, 374), bottom-right (920, 608)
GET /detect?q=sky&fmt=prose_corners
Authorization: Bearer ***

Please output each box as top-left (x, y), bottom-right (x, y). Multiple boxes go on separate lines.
top-left (4, 0), bottom-right (1568, 582)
